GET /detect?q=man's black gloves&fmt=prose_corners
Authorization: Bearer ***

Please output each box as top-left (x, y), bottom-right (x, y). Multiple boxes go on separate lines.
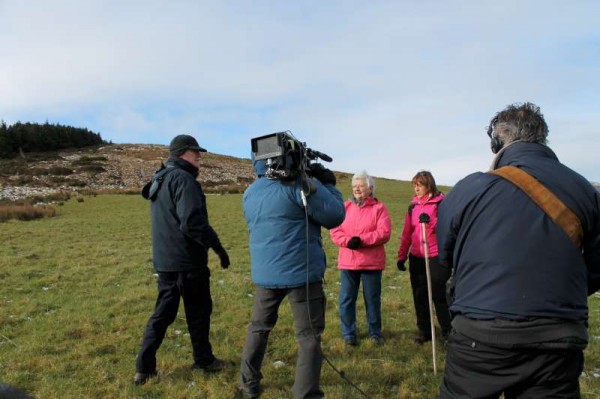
top-left (347, 236), bottom-right (361, 250)
top-left (213, 244), bottom-right (230, 269)
top-left (397, 260), bottom-right (406, 271)
top-left (307, 163), bottom-right (337, 186)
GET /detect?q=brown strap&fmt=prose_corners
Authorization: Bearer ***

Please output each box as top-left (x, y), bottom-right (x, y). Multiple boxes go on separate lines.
top-left (490, 166), bottom-right (583, 247)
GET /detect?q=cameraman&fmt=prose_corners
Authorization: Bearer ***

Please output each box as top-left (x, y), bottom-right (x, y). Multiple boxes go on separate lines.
top-left (237, 157), bottom-right (345, 399)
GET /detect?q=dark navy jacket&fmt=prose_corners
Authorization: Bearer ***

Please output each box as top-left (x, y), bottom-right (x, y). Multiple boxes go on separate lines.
top-left (151, 158), bottom-right (222, 272)
top-left (438, 142), bottom-right (600, 323)
top-left (243, 160), bottom-right (345, 288)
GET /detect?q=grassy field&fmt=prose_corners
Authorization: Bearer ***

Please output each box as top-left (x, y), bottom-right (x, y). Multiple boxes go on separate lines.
top-left (1, 176), bottom-right (600, 398)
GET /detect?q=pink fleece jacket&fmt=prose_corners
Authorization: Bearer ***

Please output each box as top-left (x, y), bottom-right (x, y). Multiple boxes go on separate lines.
top-left (329, 197), bottom-right (392, 270)
top-left (397, 193), bottom-right (444, 261)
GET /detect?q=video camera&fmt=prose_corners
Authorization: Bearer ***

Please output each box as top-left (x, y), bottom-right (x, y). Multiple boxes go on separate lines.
top-left (251, 131), bottom-right (332, 181)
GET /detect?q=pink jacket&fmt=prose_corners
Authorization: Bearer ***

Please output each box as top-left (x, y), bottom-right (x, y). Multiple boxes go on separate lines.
top-left (330, 197), bottom-right (392, 271)
top-left (397, 193), bottom-right (444, 261)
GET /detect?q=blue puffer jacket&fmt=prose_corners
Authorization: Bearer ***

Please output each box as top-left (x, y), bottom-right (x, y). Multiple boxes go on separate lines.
top-left (243, 161), bottom-right (345, 288)
top-left (438, 142), bottom-right (600, 323)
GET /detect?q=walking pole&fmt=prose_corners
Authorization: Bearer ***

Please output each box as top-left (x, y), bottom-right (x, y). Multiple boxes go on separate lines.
top-left (419, 212), bottom-right (437, 375)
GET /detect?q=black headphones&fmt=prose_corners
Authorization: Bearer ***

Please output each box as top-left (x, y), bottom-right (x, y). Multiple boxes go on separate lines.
top-left (487, 121), bottom-right (505, 154)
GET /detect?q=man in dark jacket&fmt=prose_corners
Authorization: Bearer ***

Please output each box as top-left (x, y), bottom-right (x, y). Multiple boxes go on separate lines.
top-left (437, 103), bottom-right (600, 398)
top-left (134, 134), bottom-right (231, 385)
top-left (237, 155), bottom-right (345, 399)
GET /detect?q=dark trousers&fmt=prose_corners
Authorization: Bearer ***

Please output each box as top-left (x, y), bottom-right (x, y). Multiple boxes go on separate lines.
top-left (339, 269), bottom-right (382, 339)
top-left (136, 270), bottom-right (215, 373)
top-left (239, 282), bottom-right (326, 399)
top-left (439, 330), bottom-right (584, 398)
top-left (409, 255), bottom-right (452, 336)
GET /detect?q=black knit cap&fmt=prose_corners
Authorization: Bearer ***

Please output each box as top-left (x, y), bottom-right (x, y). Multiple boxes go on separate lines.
top-left (169, 134), bottom-right (207, 154)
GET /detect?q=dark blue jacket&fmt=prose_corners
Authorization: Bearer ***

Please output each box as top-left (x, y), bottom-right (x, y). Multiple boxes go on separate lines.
top-left (151, 158), bottom-right (222, 272)
top-left (438, 142), bottom-right (600, 323)
top-left (243, 161), bottom-right (345, 288)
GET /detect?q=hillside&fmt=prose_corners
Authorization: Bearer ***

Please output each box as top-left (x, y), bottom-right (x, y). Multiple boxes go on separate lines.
top-left (0, 144), bottom-right (257, 202)
top-left (1, 144), bottom-right (598, 203)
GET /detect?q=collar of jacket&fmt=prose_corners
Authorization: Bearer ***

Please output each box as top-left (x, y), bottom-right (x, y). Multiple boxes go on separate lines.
top-left (350, 196), bottom-right (378, 207)
top-left (168, 157), bottom-right (199, 178)
top-left (411, 192), bottom-right (443, 205)
top-left (490, 141), bottom-right (558, 171)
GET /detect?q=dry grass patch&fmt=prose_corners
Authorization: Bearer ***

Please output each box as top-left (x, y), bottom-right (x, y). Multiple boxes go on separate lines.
top-left (0, 203), bottom-right (56, 222)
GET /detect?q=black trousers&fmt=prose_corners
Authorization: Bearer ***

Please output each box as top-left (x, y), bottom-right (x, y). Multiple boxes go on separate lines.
top-left (439, 330), bottom-right (584, 398)
top-left (136, 270), bottom-right (215, 373)
top-left (409, 255), bottom-right (452, 336)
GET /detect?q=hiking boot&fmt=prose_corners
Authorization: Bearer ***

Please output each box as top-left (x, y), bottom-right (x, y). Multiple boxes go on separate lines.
top-left (133, 370), bottom-right (157, 385)
top-left (413, 332), bottom-right (432, 345)
top-left (237, 383), bottom-right (260, 398)
top-left (344, 337), bottom-right (357, 347)
top-left (192, 357), bottom-right (231, 373)
top-left (370, 335), bottom-right (385, 345)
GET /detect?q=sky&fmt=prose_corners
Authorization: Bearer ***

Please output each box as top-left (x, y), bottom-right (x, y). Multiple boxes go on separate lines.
top-left (1, 1), bottom-right (598, 186)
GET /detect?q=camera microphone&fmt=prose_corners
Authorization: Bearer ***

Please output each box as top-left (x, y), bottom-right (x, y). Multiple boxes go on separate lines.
top-left (307, 149), bottom-right (333, 163)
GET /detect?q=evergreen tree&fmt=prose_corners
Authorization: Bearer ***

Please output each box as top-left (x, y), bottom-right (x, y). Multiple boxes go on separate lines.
top-left (0, 120), bottom-right (10, 158)
top-left (0, 121), bottom-right (108, 158)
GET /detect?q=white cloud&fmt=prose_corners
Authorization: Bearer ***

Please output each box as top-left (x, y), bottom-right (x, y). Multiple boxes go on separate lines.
top-left (1, 0), bottom-right (598, 185)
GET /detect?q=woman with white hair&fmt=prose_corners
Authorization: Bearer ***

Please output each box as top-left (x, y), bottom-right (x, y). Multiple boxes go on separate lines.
top-left (330, 171), bottom-right (392, 346)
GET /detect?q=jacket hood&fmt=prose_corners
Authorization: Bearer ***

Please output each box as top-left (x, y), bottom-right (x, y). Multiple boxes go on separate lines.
top-left (251, 153), bottom-right (269, 177)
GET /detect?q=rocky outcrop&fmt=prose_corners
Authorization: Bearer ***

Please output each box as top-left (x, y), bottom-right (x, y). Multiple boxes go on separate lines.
top-left (0, 144), bottom-right (256, 202)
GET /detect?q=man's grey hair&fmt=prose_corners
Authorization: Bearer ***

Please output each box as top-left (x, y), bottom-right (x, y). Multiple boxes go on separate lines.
top-left (352, 170), bottom-right (375, 197)
top-left (488, 102), bottom-right (549, 145)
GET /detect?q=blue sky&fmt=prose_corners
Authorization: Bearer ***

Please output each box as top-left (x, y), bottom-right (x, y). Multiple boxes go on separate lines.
top-left (1, 1), bottom-right (598, 185)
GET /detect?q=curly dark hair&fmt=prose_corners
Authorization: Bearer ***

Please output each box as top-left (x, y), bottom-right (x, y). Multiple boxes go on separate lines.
top-left (487, 102), bottom-right (549, 145)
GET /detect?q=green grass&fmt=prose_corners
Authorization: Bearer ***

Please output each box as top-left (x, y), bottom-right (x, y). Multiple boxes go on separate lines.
top-left (1, 178), bottom-right (600, 398)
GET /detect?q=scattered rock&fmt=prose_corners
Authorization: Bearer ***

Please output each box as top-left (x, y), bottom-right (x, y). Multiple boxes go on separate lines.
top-left (272, 360), bottom-right (286, 368)
top-left (0, 144), bottom-right (256, 201)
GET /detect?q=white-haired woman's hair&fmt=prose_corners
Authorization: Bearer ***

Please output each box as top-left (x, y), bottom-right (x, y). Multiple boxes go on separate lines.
top-left (352, 170), bottom-right (375, 197)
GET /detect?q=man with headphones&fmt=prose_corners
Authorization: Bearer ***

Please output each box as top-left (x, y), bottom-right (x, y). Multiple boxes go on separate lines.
top-left (436, 103), bottom-right (600, 398)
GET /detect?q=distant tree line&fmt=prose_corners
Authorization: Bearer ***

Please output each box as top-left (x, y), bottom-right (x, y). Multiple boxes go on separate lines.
top-left (0, 120), bottom-right (109, 158)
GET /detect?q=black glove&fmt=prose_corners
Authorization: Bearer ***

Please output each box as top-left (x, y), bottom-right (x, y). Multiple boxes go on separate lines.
top-left (347, 236), bottom-right (361, 249)
top-left (213, 244), bottom-right (230, 269)
top-left (307, 163), bottom-right (336, 186)
top-left (396, 260), bottom-right (406, 271)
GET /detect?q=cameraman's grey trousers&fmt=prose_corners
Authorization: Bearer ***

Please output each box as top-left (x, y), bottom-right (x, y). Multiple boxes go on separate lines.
top-left (239, 282), bottom-right (326, 399)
